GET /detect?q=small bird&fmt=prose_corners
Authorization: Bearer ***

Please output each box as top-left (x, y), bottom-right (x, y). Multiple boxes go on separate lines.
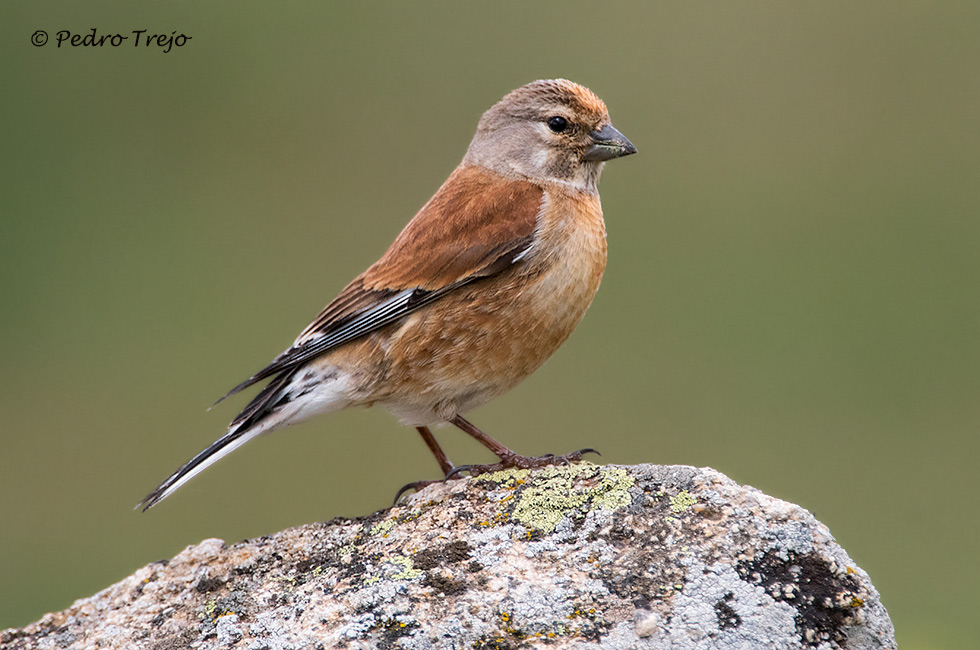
top-left (139, 79), bottom-right (635, 510)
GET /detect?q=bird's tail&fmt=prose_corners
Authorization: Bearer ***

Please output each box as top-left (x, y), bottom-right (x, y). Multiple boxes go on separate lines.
top-left (136, 423), bottom-right (262, 511)
top-left (137, 369), bottom-right (301, 511)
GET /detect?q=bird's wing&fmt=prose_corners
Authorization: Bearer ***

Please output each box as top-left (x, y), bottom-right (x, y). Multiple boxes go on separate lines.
top-left (217, 165), bottom-right (544, 403)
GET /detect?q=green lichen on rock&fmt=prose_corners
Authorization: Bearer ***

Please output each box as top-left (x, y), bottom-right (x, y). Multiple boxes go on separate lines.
top-left (478, 464), bottom-right (635, 533)
top-left (338, 542), bottom-right (356, 557)
top-left (370, 518), bottom-right (397, 537)
top-left (669, 489), bottom-right (697, 514)
top-left (388, 555), bottom-right (423, 580)
top-left (362, 554), bottom-right (424, 586)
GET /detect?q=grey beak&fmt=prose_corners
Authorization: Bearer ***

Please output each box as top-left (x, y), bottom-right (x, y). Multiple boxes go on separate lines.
top-left (583, 123), bottom-right (637, 162)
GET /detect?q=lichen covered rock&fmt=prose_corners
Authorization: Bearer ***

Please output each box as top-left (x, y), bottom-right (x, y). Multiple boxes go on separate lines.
top-left (0, 464), bottom-right (896, 649)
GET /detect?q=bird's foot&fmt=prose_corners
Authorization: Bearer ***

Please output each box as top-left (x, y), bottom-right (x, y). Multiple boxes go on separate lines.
top-left (393, 465), bottom-right (470, 504)
top-left (446, 448), bottom-right (601, 478)
top-left (393, 449), bottom-right (600, 503)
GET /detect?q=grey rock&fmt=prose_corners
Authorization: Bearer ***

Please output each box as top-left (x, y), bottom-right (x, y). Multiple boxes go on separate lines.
top-left (0, 464), bottom-right (896, 649)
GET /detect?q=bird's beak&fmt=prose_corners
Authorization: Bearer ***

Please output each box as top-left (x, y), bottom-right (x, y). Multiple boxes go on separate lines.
top-left (583, 123), bottom-right (637, 162)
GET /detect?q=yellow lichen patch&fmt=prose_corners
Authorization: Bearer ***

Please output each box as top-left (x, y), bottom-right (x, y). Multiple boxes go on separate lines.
top-left (388, 555), bottom-right (423, 580)
top-left (478, 464), bottom-right (634, 533)
top-left (475, 467), bottom-right (533, 486)
top-left (361, 555), bottom-right (423, 584)
top-left (370, 518), bottom-right (397, 537)
top-left (669, 489), bottom-right (697, 514)
top-left (338, 543), bottom-right (356, 557)
top-left (480, 511), bottom-right (509, 528)
top-left (591, 467), bottom-right (634, 511)
top-left (399, 509), bottom-right (423, 523)
top-left (568, 607), bottom-right (598, 619)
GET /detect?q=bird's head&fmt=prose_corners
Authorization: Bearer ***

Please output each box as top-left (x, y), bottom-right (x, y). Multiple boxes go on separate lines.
top-left (465, 79), bottom-right (636, 192)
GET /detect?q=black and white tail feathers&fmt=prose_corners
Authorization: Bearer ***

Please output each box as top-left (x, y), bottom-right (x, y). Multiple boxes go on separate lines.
top-left (136, 370), bottom-right (298, 511)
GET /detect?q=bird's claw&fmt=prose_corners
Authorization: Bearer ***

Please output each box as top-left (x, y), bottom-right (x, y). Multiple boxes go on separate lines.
top-left (393, 480), bottom-right (436, 504)
top-left (445, 464), bottom-right (475, 480)
top-left (393, 465), bottom-right (472, 503)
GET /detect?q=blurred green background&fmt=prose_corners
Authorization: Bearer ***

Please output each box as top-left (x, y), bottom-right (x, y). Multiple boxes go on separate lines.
top-left (2, 2), bottom-right (977, 647)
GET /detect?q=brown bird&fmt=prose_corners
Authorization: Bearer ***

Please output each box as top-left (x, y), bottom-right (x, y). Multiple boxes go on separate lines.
top-left (139, 79), bottom-right (635, 510)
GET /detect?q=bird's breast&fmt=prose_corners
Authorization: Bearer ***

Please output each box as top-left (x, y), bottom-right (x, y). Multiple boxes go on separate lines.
top-left (375, 188), bottom-right (607, 423)
top-left (521, 190), bottom-right (608, 334)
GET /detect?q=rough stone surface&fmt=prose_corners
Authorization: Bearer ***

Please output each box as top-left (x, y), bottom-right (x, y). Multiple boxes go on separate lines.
top-left (1, 464), bottom-right (895, 649)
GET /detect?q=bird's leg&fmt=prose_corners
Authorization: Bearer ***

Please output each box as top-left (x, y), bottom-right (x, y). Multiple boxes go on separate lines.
top-left (392, 426), bottom-right (459, 504)
top-left (416, 426), bottom-right (455, 476)
top-left (447, 414), bottom-right (600, 476)
top-left (449, 414), bottom-right (518, 461)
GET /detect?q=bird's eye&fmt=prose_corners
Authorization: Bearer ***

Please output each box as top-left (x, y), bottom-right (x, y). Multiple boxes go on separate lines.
top-left (547, 116), bottom-right (569, 133)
